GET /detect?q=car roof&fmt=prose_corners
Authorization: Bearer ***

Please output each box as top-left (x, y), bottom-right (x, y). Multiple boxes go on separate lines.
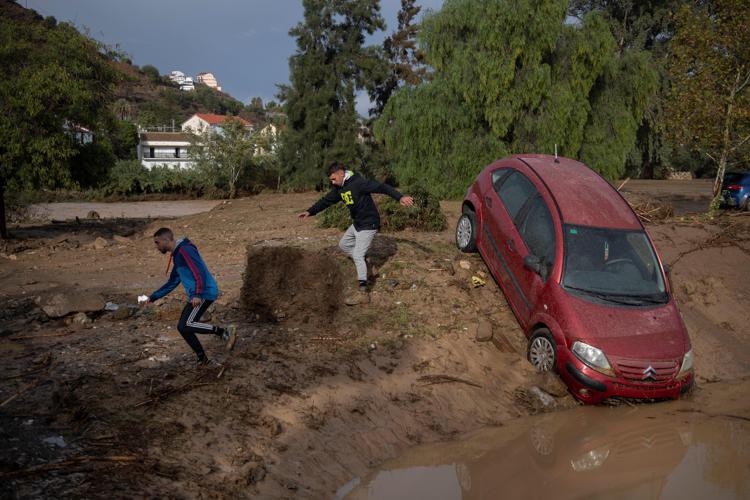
top-left (509, 154), bottom-right (643, 230)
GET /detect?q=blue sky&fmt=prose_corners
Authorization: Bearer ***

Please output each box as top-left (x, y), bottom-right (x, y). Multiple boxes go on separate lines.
top-left (24, 0), bottom-right (444, 115)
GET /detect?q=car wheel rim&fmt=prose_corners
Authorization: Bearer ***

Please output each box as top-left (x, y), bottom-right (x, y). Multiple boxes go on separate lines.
top-left (529, 337), bottom-right (555, 372)
top-left (457, 216), bottom-right (472, 248)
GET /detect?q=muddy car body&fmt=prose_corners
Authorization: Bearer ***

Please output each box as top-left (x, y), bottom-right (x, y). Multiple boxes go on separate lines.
top-left (456, 154), bottom-right (693, 403)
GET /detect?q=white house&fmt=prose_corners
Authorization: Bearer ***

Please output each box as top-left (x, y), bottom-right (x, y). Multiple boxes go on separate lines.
top-left (168, 70), bottom-right (194, 91)
top-left (181, 113), bottom-right (254, 135)
top-left (196, 72), bottom-right (221, 91)
top-left (137, 132), bottom-right (194, 169)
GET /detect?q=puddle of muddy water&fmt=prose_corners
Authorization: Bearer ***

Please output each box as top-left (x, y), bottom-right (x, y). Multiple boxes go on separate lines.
top-left (338, 402), bottom-right (750, 500)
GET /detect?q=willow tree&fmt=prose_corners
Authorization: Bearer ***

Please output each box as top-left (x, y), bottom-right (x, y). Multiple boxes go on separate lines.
top-left (375, 0), bottom-right (659, 198)
top-left (666, 0), bottom-right (750, 198)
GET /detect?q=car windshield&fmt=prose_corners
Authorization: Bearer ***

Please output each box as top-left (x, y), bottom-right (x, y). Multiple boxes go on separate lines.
top-left (562, 225), bottom-right (667, 304)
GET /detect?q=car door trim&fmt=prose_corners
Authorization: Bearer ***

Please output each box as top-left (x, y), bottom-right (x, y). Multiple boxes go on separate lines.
top-left (482, 224), bottom-right (531, 311)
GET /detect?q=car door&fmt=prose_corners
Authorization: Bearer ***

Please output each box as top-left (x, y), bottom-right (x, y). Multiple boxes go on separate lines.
top-left (483, 169), bottom-right (537, 318)
top-left (513, 194), bottom-right (556, 324)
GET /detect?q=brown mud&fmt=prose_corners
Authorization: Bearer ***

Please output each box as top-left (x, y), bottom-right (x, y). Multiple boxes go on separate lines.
top-left (0, 192), bottom-right (748, 498)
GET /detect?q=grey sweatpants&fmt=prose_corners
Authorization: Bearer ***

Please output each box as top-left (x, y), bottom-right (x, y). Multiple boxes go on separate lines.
top-left (339, 225), bottom-right (377, 282)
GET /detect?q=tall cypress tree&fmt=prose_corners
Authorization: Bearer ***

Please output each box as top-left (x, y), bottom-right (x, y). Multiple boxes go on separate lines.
top-left (278, 0), bottom-right (384, 189)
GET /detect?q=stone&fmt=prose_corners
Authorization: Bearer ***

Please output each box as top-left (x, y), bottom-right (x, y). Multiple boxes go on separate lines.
top-left (475, 320), bottom-right (494, 342)
top-left (528, 386), bottom-right (557, 411)
top-left (93, 237), bottom-right (108, 250)
top-left (112, 307), bottom-right (132, 320)
top-left (459, 260), bottom-right (471, 270)
top-left (113, 235), bottom-right (133, 245)
top-left (537, 372), bottom-right (569, 398)
top-left (41, 291), bottom-right (105, 318)
top-left (86, 210), bottom-right (100, 219)
top-left (69, 312), bottom-right (92, 325)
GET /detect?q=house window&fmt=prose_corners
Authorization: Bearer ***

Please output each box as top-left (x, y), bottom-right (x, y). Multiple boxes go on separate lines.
top-left (175, 147), bottom-right (180, 158)
top-left (149, 147), bottom-right (154, 159)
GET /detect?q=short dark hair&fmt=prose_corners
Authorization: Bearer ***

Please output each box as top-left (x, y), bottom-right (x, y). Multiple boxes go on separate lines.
top-left (153, 227), bottom-right (173, 239)
top-left (327, 162), bottom-right (345, 175)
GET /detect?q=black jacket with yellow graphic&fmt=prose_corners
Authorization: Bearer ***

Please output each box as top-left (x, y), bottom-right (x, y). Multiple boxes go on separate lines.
top-left (307, 172), bottom-right (403, 231)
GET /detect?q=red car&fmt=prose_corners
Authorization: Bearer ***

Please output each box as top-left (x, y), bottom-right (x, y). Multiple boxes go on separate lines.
top-left (456, 154), bottom-right (694, 404)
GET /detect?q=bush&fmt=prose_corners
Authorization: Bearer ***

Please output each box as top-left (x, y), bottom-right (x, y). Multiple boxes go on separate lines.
top-left (318, 185), bottom-right (446, 232)
top-left (100, 160), bottom-right (205, 197)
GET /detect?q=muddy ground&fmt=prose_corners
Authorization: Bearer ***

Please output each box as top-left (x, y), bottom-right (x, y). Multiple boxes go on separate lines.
top-left (1, 192), bottom-right (749, 498)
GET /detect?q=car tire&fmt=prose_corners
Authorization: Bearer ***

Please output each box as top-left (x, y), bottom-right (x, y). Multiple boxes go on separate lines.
top-left (528, 328), bottom-right (557, 372)
top-left (456, 210), bottom-right (478, 253)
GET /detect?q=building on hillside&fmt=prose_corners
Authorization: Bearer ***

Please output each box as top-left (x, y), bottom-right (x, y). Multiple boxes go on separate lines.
top-left (181, 113), bottom-right (253, 135)
top-left (255, 123), bottom-right (280, 156)
top-left (196, 72), bottom-right (221, 91)
top-left (168, 70), bottom-right (194, 91)
top-left (137, 132), bottom-right (194, 169)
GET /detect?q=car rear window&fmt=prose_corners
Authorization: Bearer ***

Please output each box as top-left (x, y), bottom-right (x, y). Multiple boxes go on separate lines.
top-left (724, 173), bottom-right (749, 185)
top-left (496, 171), bottom-right (537, 221)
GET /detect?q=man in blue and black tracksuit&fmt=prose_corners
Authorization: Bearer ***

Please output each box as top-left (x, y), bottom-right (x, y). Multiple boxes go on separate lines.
top-left (146, 227), bottom-right (236, 367)
top-left (298, 162), bottom-right (414, 305)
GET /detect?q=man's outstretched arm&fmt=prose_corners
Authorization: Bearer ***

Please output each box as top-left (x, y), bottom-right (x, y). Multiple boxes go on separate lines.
top-left (362, 179), bottom-right (414, 206)
top-left (299, 188), bottom-right (341, 218)
top-left (149, 267), bottom-right (181, 302)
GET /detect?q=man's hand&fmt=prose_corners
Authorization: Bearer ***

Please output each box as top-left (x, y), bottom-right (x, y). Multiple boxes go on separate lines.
top-left (400, 196), bottom-right (415, 207)
top-left (298, 210), bottom-right (311, 219)
top-left (190, 297), bottom-right (201, 307)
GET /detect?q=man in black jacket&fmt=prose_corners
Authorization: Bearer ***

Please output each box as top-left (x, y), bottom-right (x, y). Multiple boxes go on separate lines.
top-left (298, 162), bottom-right (413, 304)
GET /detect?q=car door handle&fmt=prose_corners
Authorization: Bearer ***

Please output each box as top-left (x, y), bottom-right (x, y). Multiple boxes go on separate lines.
top-left (506, 239), bottom-right (516, 253)
top-left (484, 196), bottom-right (493, 208)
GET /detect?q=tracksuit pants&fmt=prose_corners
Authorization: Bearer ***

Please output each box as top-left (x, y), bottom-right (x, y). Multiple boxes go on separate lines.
top-left (177, 299), bottom-right (224, 360)
top-left (339, 225), bottom-right (377, 283)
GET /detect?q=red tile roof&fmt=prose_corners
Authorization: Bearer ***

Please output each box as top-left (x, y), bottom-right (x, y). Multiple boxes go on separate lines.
top-left (194, 113), bottom-right (252, 126)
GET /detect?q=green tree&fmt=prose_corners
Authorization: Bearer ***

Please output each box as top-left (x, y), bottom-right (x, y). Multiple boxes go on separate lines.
top-left (369, 0), bottom-right (427, 116)
top-left (278, 0), bottom-right (385, 189)
top-left (375, 0), bottom-right (658, 198)
top-left (0, 14), bottom-right (120, 237)
top-left (141, 64), bottom-right (161, 82)
top-left (189, 119), bottom-right (256, 198)
top-left (666, 0), bottom-right (750, 198)
top-left (248, 96), bottom-right (264, 113)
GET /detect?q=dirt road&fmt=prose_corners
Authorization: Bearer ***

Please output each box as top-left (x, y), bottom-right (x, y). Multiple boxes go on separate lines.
top-left (0, 193), bottom-right (748, 498)
top-left (27, 199), bottom-right (224, 221)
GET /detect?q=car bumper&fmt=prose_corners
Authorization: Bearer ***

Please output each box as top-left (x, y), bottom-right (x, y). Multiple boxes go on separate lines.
top-left (560, 356), bottom-right (694, 405)
top-left (720, 190), bottom-right (748, 208)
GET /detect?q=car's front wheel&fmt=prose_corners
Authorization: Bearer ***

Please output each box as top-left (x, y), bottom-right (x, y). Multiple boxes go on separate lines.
top-left (528, 329), bottom-right (557, 372)
top-left (456, 210), bottom-right (478, 253)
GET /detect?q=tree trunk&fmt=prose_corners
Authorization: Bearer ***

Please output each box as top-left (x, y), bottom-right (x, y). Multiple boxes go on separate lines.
top-left (0, 180), bottom-right (7, 240)
top-left (712, 70), bottom-right (740, 197)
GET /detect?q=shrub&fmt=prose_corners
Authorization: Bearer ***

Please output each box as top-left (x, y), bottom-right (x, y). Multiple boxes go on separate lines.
top-left (100, 160), bottom-right (205, 197)
top-left (318, 184), bottom-right (446, 232)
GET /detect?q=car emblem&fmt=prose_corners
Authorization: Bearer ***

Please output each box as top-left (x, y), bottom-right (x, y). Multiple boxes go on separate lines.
top-left (642, 366), bottom-right (657, 380)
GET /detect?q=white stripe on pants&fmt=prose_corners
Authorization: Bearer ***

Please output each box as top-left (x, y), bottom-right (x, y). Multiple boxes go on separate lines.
top-left (339, 224), bottom-right (377, 282)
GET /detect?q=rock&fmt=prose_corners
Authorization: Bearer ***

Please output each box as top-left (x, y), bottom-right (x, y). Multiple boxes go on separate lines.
top-left (9, 254), bottom-right (18, 261)
top-left (528, 386), bottom-right (557, 411)
top-left (475, 320), bottom-right (494, 342)
top-left (537, 372), bottom-right (569, 398)
top-left (248, 465), bottom-right (266, 484)
top-left (41, 291), bottom-right (105, 318)
top-left (93, 237), bottom-right (108, 250)
top-left (68, 312), bottom-right (92, 325)
top-left (113, 235), bottom-right (133, 245)
top-left (105, 302), bottom-right (119, 311)
top-left (42, 436), bottom-right (67, 448)
top-left (86, 210), bottom-right (100, 219)
top-left (112, 307), bottom-right (132, 320)
top-left (459, 260), bottom-right (471, 270)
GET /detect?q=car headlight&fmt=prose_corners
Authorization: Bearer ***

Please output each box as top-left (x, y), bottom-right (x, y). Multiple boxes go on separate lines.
top-left (571, 447), bottom-right (610, 472)
top-left (677, 349), bottom-right (693, 378)
top-left (572, 341), bottom-right (613, 376)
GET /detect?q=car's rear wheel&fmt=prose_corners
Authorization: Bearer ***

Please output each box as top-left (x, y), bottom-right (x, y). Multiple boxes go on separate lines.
top-left (456, 209), bottom-right (478, 253)
top-left (528, 329), bottom-right (557, 372)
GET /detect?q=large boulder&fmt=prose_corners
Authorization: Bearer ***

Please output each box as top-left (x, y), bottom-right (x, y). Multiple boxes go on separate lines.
top-left (41, 291), bottom-right (105, 318)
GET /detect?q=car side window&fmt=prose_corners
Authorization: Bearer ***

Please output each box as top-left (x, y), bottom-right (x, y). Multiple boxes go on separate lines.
top-left (491, 169), bottom-right (510, 191)
top-left (518, 195), bottom-right (555, 266)
top-left (495, 171), bottom-right (537, 222)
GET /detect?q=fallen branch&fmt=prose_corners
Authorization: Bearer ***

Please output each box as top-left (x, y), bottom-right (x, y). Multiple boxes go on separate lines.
top-left (9, 331), bottom-right (75, 341)
top-left (0, 378), bottom-right (43, 408)
top-left (133, 374), bottom-right (213, 408)
top-left (418, 374), bottom-right (482, 388)
top-left (1, 455), bottom-right (138, 478)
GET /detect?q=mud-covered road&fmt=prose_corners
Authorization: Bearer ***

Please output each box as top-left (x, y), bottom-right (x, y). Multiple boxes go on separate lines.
top-left (1, 192), bottom-right (749, 498)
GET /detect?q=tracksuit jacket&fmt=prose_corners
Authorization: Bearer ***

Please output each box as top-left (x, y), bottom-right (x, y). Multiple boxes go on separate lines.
top-left (149, 238), bottom-right (219, 302)
top-left (307, 171), bottom-right (404, 230)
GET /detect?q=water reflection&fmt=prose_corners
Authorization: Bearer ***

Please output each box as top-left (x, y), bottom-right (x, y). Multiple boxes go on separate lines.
top-left (338, 405), bottom-right (750, 500)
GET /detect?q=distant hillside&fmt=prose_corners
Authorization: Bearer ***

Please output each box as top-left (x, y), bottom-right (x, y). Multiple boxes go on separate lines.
top-left (1, 0), bottom-right (266, 128)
